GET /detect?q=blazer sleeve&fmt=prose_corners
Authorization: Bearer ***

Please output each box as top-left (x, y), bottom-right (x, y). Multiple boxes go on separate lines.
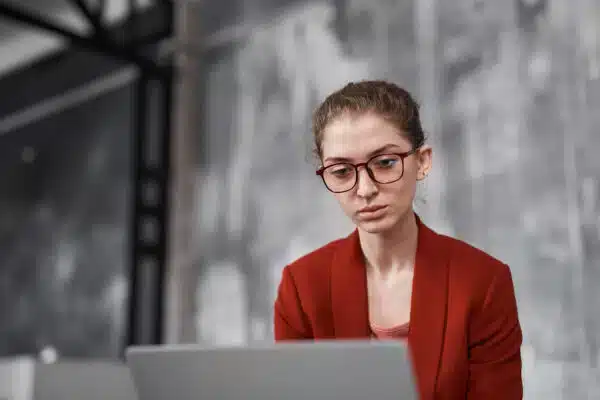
top-left (273, 266), bottom-right (312, 340)
top-left (467, 264), bottom-right (523, 399)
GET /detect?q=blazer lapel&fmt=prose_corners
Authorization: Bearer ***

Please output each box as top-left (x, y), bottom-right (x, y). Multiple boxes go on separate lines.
top-left (330, 230), bottom-right (371, 338)
top-left (408, 216), bottom-right (450, 397)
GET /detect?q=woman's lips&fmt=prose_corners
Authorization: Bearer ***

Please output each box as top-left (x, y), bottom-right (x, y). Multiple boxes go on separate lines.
top-left (357, 205), bottom-right (387, 219)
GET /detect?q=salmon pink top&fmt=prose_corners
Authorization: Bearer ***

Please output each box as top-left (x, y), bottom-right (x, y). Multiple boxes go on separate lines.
top-left (370, 321), bottom-right (410, 340)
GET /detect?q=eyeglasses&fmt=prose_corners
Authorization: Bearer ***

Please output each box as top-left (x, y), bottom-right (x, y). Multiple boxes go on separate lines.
top-left (316, 149), bottom-right (418, 193)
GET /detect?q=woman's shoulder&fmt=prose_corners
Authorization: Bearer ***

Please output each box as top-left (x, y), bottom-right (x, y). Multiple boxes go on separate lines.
top-left (435, 231), bottom-right (513, 283)
top-left (419, 217), bottom-right (507, 276)
top-left (443, 233), bottom-right (504, 263)
top-left (282, 234), bottom-right (350, 280)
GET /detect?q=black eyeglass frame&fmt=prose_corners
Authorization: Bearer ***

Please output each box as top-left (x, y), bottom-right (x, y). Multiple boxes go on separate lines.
top-left (315, 148), bottom-right (419, 193)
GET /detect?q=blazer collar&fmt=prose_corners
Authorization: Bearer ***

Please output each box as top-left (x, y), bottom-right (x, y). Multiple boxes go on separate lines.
top-left (330, 214), bottom-right (450, 395)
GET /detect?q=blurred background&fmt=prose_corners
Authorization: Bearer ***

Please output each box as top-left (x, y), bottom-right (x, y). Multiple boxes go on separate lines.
top-left (0, 0), bottom-right (598, 398)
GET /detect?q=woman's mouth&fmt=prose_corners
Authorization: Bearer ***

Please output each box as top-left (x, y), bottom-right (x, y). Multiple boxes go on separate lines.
top-left (357, 205), bottom-right (387, 219)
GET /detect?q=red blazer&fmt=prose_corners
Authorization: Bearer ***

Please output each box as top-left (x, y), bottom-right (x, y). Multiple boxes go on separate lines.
top-left (274, 216), bottom-right (523, 399)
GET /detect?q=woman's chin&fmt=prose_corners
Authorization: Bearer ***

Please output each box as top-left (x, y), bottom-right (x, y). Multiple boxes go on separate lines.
top-left (355, 216), bottom-right (396, 234)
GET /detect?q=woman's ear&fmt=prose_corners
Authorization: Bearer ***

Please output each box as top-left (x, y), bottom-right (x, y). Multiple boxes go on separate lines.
top-left (416, 145), bottom-right (432, 181)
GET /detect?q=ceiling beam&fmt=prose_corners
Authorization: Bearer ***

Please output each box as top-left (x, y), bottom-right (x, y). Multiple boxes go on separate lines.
top-left (0, 3), bottom-right (168, 78)
top-left (68, 0), bottom-right (109, 39)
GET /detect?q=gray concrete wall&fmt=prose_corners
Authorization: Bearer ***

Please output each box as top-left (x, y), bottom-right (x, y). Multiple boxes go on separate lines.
top-left (171, 0), bottom-right (600, 398)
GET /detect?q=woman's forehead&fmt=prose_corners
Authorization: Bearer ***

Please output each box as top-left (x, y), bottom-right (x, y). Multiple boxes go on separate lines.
top-left (321, 113), bottom-right (411, 159)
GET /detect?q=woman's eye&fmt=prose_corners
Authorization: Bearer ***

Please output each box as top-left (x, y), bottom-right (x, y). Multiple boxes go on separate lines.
top-left (375, 158), bottom-right (397, 168)
top-left (331, 167), bottom-right (350, 176)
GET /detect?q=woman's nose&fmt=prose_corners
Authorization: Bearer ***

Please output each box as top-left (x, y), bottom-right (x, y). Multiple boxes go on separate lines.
top-left (355, 167), bottom-right (378, 198)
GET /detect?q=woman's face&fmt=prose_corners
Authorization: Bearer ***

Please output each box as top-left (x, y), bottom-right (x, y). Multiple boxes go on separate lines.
top-left (320, 112), bottom-right (432, 235)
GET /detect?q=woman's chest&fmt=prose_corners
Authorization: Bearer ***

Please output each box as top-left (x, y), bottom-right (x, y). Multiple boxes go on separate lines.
top-left (366, 269), bottom-right (414, 328)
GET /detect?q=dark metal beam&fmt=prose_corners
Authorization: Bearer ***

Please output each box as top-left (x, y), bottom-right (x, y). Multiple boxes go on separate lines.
top-left (0, 3), bottom-right (167, 78)
top-left (68, 0), bottom-right (109, 39)
top-left (126, 72), bottom-right (172, 347)
top-left (0, 2), bottom-right (173, 118)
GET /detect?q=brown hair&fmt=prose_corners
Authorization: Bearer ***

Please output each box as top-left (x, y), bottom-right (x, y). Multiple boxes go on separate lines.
top-left (312, 80), bottom-right (426, 161)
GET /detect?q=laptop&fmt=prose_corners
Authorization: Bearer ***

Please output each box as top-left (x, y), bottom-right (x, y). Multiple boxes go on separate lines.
top-left (126, 340), bottom-right (417, 400)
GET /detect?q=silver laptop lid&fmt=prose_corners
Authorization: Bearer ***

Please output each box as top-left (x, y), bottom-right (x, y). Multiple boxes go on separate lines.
top-left (126, 340), bottom-right (417, 400)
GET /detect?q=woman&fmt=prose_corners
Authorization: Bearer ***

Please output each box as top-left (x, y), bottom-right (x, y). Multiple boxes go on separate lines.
top-left (273, 80), bottom-right (523, 399)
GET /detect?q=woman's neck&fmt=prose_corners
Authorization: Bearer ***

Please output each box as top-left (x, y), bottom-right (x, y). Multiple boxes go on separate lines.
top-left (358, 211), bottom-right (419, 277)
